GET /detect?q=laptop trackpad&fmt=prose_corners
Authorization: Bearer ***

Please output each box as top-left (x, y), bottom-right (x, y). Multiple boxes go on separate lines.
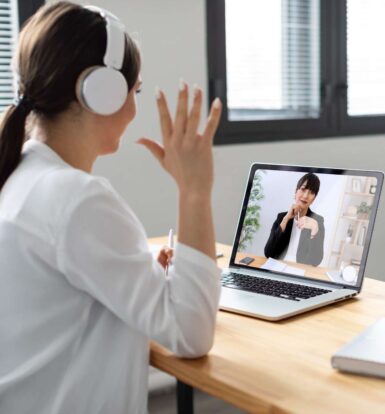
top-left (220, 287), bottom-right (300, 319)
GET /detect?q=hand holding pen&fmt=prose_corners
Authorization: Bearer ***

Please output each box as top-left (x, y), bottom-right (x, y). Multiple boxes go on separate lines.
top-left (157, 228), bottom-right (174, 275)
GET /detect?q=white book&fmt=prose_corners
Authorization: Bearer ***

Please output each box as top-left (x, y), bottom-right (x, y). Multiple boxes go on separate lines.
top-left (331, 318), bottom-right (385, 379)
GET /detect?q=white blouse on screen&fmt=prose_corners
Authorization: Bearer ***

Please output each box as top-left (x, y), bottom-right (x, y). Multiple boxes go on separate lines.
top-left (0, 139), bottom-right (221, 414)
top-left (283, 217), bottom-right (301, 262)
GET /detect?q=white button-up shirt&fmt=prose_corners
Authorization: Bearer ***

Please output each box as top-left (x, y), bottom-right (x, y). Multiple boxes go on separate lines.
top-left (0, 139), bottom-right (221, 414)
top-left (283, 218), bottom-right (301, 262)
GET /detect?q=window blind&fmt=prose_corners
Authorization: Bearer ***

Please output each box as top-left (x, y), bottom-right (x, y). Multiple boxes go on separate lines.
top-left (347, 0), bottom-right (385, 116)
top-left (0, 0), bottom-right (18, 114)
top-left (225, 0), bottom-right (320, 121)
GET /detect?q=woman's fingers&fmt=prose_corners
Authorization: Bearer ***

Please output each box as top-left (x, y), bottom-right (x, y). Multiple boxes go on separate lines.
top-left (157, 250), bottom-right (168, 269)
top-left (156, 84), bottom-right (221, 144)
top-left (165, 247), bottom-right (173, 261)
top-left (156, 89), bottom-right (173, 141)
top-left (292, 205), bottom-right (302, 219)
top-left (297, 221), bottom-right (304, 230)
top-left (137, 137), bottom-right (165, 165)
top-left (157, 247), bottom-right (173, 271)
top-left (203, 98), bottom-right (222, 142)
top-left (150, 82), bottom-right (216, 196)
top-left (185, 86), bottom-right (202, 139)
top-left (289, 205), bottom-right (295, 216)
top-left (174, 81), bottom-right (189, 139)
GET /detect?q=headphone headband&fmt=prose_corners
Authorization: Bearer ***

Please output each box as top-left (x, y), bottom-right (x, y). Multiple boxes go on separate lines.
top-left (84, 5), bottom-right (126, 70)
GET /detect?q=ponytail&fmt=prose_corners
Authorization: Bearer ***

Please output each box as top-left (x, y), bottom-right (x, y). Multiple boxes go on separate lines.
top-left (0, 99), bottom-right (33, 191)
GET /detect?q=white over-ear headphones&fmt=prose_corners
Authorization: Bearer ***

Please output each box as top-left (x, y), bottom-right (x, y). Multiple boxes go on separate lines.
top-left (76, 6), bottom-right (128, 115)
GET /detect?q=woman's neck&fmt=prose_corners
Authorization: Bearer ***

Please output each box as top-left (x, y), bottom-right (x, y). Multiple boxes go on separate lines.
top-left (29, 110), bottom-right (98, 173)
top-left (300, 207), bottom-right (309, 217)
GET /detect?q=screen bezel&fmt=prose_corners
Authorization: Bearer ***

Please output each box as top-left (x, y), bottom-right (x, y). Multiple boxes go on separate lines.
top-left (229, 163), bottom-right (384, 292)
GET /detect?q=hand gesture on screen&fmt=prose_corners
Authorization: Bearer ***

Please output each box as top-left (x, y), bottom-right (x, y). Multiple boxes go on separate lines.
top-left (286, 203), bottom-right (302, 220)
top-left (296, 216), bottom-right (319, 238)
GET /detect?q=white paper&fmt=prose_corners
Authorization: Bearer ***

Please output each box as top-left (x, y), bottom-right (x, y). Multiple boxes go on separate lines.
top-left (260, 257), bottom-right (286, 272)
top-left (261, 257), bottom-right (305, 276)
top-left (284, 265), bottom-right (305, 276)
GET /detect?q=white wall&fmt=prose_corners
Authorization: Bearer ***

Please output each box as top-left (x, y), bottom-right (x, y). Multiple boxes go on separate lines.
top-left (49, 0), bottom-right (385, 281)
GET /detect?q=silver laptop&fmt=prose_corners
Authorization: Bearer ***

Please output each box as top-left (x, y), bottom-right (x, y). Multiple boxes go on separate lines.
top-left (220, 163), bottom-right (383, 321)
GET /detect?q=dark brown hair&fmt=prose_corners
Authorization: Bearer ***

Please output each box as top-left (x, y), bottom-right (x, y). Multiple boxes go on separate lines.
top-left (0, 1), bottom-right (141, 190)
top-left (296, 173), bottom-right (320, 196)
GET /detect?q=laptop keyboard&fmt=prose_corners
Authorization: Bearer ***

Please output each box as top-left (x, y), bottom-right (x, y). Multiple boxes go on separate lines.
top-left (221, 272), bottom-right (331, 301)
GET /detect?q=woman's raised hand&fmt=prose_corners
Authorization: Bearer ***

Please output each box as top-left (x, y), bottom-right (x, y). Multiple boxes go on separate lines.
top-left (138, 82), bottom-right (222, 196)
top-left (286, 203), bottom-right (302, 220)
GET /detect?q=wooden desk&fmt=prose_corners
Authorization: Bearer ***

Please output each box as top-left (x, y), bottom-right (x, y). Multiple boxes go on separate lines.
top-left (149, 238), bottom-right (385, 414)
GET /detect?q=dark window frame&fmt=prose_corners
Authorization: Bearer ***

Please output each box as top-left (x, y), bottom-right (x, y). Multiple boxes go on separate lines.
top-left (206, 0), bottom-right (385, 145)
top-left (18, 0), bottom-right (45, 28)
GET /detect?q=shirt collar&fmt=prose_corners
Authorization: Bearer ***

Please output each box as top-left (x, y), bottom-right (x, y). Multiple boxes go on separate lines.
top-left (22, 138), bottom-right (70, 168)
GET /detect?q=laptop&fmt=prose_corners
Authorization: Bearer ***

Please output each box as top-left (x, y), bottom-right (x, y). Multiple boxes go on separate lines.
top-left (220, 163), bottom-right (383, 321)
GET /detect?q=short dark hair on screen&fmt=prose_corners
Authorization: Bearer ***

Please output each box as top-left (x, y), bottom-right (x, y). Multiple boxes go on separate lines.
top-left (296, 173), bottom-right (320, 196)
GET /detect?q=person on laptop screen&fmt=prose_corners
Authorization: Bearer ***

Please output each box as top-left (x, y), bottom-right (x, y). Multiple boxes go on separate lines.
top-left (264, 173), bottom-right (325, 266)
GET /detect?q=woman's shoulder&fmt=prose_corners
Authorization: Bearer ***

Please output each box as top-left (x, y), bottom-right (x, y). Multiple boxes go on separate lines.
top-left (41, 167), bottom-right (113, 198)
top-left (17, 164), bottom-right (118, 221)
top-left (38, 167), bottom-right (123, 218)
top-left (19, 139), bottom-right (116, 201)
top-left (0, 164), bottom-right (121, 244)
top-left (50, 168), bottom-right (145, 246)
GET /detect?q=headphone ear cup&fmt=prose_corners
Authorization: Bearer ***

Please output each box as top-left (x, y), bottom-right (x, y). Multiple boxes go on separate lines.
top-left (76, 66), bottom-right (99, 109)
top-left (76, 66), bottom-right (128, 115)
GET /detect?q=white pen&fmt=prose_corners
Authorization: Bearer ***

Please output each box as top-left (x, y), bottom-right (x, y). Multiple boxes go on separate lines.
top-left (166, 228), bottom-right (174, 275)
top-left (168, 228), bottom-right (174, 250)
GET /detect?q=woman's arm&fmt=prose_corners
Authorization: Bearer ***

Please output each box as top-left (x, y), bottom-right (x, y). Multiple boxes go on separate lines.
top-left (264, 213), bottom-right (290, 259)
top-left (138, 83), bottom-right (221, 260)
top-left (57, 178), bottom-right (221, 358)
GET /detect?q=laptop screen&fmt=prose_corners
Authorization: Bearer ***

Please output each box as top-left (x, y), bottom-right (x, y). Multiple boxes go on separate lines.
top-left (231, 164), bottom-right (383, 288)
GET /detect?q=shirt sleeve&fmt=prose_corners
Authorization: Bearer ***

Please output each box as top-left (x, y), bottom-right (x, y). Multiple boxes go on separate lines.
top-left (56, 178), bottom-right (221, 358)
top-left (264, 213), bottom-right (287, 259)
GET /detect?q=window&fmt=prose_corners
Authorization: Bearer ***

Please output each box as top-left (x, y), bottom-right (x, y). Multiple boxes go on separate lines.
top-left (207, 0), bottom-right (385, 144)
top-left (347, 0), bottom-right (385, 116)
top-left (0, 0), bottom-right (44, 114)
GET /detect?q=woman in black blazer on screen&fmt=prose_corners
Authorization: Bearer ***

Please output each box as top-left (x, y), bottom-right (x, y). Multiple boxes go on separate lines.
top-left (264, 173), bottom-right (325, 267)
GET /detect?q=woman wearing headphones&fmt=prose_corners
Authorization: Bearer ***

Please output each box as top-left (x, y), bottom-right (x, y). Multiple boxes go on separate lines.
top-left (0, 2), bottom-right (222, 413)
